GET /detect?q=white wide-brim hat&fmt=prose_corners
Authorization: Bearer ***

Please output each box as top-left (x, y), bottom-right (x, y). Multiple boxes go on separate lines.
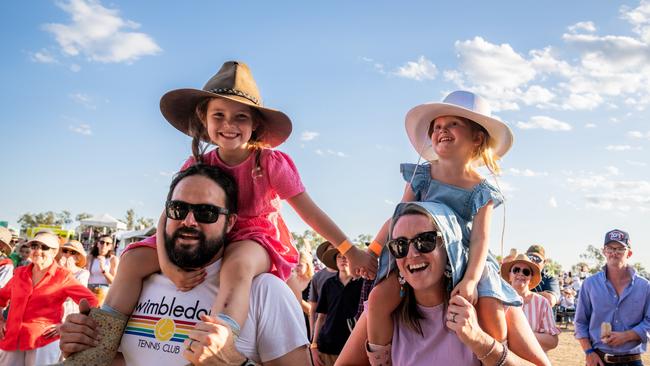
top-left (405, 90), bottom-right (514, 163)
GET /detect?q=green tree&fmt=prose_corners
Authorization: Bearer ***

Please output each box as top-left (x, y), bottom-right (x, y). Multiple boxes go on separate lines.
top-left (292, 229), bottom-right (324, 253)
top-left (17, 210), bottom-right (71, 231)
top-left (354, 234), bottom-right (373, 246)
top-left (579, 244), bottom-right (605, 273)
top-left (136, 217), bottom-right (155, 229)
top-left (544, 258), bottom-right (562, 277)
top-left (633, 263), bottom-right (650, 280)
top-left (125, 209), bottom-right (136, 230)
top-left (75, 212), bottom-right (92, 222)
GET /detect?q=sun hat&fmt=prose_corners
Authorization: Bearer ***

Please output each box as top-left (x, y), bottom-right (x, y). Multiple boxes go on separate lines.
top-left (500, 253), bottom-right (542, 289)
top-left (27, 232), bottom-right (61, 251)
top-left (321, 247), bottom-right (341, 271)
top-left (405, 90), bottom-right (514, 162)
top-left (316, 241), bottom-right (334, 263)
top-left (160, 61), bottom-right (292, 148)
top-left (604, 229), bottom-right (630, 247)
top-left (0, 227), bottom-right (12, 255)
top-left (61, 240), bottom-right (88, 267)
top-left (526, 244), bottom-right (546, 262)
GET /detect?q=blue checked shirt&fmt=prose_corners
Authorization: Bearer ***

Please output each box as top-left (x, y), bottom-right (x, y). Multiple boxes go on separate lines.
top-left (574, 266), bottom-right (650, 355)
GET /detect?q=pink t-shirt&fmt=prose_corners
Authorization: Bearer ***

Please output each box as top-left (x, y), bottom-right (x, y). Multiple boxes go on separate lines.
top-left (392, 303), bottom-right (480, 365)
top-left (522, 292), bottom-right (560, 335)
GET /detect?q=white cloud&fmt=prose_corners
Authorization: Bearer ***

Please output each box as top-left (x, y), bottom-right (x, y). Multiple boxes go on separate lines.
top-left (549, 197), bottom-right (558, 208)
top-left (315, 149), bottom-right (346, 157)
top-left (606, 166), bottom-right (620, 175)
top-left (606, 145), bottom-right (639, 151)
top-left (68, 123), bottom-right (92, 135)
top-left (568, 21), bottom-right (597, 33)
top-left (70, 63), bottom-right (81, 72)
top-left (31, 49), bottom-right (58, 63)
top-left (69, 93), bottom-right (95, 109)
top-left (394, 56), bottom-right (438, 81)
top-left (43, 0), bottom-right (161, 63)
top-left (621, 0), bottom-right (650, 43)
top-left (384, 199), bottom-right (395, 206)
top-left (315, 149), bottom-right (324, 156)
top-left (508, 168), bottom-right (548, 177)
top-left (585, 123), bottom-right (597, 128)
top-left (300, 131), bottom-right (319, 141)
top-left (567, 172), bottom-right (650, 211)
top-left (158, 171), bottom-right (174, 177)
top-left (516, 116), bottom-right (572, 131)
top-left (360, 56), bottom-right (386, 74)
top-left (626, 160), bottom-right (648, 166)
top-left (627, 130), bottom-right (650, 139)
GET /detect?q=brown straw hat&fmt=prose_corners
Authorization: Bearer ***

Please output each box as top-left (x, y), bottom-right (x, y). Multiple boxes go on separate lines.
top-left (61, 240), bottom-right (87, 268)
top-left (0, 227), bottom-right (12, 255)
top-left (160, 61), bottom-right (292, 148)
top-left (500, 253), bottom-right (542, 289)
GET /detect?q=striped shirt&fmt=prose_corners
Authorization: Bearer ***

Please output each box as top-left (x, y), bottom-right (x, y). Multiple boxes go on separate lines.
top-left (522, 292), bottom-right (560, 335)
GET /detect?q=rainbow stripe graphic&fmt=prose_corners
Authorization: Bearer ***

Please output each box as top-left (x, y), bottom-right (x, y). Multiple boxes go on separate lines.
top-left (125, 314), bottom-right (195, 343)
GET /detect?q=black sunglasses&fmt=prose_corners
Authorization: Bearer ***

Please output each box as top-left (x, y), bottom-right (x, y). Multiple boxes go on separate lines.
top-left (511, 266), bottom-right (532, 276)
top-left (61, 249), bottom-right (75, 255)
top-left (165, 200), bottom-right (229, 224)
top-left (30, 243), bottom-right (53, 251)
top-left (387, 231), bottom-right (441, 259)
top-left (527, 254), bottom-right (543, 264)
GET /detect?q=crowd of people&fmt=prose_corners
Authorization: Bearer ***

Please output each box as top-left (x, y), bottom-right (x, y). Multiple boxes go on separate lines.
top-left (1, 60), bottom-right (648, 365)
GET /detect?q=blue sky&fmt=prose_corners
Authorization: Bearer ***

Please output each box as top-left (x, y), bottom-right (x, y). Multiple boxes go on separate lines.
top-left (1, 0), bottom-right (649, 270)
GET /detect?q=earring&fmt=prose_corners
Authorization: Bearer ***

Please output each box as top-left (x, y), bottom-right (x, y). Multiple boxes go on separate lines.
top-left (398, 272), bottom-right (406, 297)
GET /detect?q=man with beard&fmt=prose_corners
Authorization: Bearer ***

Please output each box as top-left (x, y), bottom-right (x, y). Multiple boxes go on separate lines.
top-left (58, 164), bottom-right (310, 365)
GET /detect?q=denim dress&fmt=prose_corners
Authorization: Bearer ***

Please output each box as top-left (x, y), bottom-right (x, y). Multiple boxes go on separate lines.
top-left (376, 163), bottom-right (521, 306)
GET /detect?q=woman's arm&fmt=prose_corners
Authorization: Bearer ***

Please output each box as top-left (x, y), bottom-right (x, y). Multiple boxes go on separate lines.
top-left (335, 311), bottom-right (371, 366)
top-left (102, 256), bottom-right (119, 284)
top-left (534, 331), bottom-right (558, 352)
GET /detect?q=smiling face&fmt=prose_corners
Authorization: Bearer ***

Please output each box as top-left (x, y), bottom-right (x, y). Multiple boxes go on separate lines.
top-left (508, 263), bottom-right (533, 293)
top-left (204, 97), bottom-right (257, 155)
top-left (429, 116), bottom-right (484, 162)
top-left (392, 214), bottom-right (447, 299)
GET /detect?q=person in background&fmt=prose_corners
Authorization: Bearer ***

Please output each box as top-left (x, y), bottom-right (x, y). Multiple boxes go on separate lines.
top-left (287, 250), bottom-right (315, 337)
top-left (575, 229), bottom-right (650, 366)
top-left (86, 235), bottom-right (118, 305)
top-left (311, 247), bottom-right (363, 366)
top-left (308, 241), bottom-right (337, 338)
top-left (17, 242), bottom-right (32, 267)
top-left (502, 252), bottom-right (560, 352)
top-left (7, 229), bottom-right (21, 267)
top-left (526, 245), bottom-right (560, 307)
top-left (57, 240), bottom-right (91, 318)
top-left (559, 288), bottom-right (576, 325)
top-left (0, 227), bottom-right (14, 287)
top-left (0, 232), bottom-right (98, 365)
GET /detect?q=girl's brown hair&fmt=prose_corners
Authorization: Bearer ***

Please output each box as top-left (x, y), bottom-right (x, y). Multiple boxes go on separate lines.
top-left (428, 117), bottom-right (502, 175)
top-left (189, 97), bottom-right (269, 163)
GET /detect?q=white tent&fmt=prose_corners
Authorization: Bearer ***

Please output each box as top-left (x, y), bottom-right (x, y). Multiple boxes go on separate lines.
top-left (80, 213), bottom-right (127, 230)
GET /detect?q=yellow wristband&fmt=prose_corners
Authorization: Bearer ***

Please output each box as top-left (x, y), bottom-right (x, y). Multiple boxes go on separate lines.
top-left (310, 343), bottom-right (318, 349)
top-left (337, 240), bottom-right (352, 255)
top-left (368, 241), bottom-right (383, 256)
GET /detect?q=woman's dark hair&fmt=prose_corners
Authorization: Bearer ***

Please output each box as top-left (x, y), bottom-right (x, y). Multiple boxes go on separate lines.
top-left (392, 207), bottom-right (450, 336)
top-left (90, 234), bottom-right (115, 257)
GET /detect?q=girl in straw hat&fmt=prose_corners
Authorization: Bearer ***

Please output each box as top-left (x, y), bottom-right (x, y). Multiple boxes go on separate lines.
top-left (365, 91), bottom-right (546, 365)
top-left (62, 61), bottom-right (377, 365)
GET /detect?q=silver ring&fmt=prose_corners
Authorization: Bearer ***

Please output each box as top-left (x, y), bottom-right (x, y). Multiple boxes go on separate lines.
top-left (451, 313), bottom-right (457, 323)
top-left (186, 339), bottom-right (194, 350)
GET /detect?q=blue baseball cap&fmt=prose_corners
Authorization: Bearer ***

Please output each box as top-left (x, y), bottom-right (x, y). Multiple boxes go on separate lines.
top-left (604, 229), bottom-right (630, 247)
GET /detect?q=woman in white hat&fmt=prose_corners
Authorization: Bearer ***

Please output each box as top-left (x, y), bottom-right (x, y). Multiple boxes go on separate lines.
top-left (502, 253), bottom-right (559, 352)
top-left (0, 232), bottom-right (98, 365)
top-left (57, 240), bottom-right (90, 318)
top-left (366, 91), bottom-right (530, 360)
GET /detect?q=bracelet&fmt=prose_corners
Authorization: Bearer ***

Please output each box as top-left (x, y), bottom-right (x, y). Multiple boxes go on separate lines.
top-left (310, 343), bottom-right (318, 349)
top-left (495, 341), bottom-right (508, 366)
top-left (584, 348), bottom-right (596, 355)
top-left (477, 338), bottom-right (496, 360)
top-left (368, 241), bottom-right (383, 256)
top-left (337, 240), bottom-right (352, 255)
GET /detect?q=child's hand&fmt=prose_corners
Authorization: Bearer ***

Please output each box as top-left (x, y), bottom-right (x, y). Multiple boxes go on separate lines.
top-left (345, 246), bottom-right (378, 280)
top-left (451, 278), bottom-right (478, 305)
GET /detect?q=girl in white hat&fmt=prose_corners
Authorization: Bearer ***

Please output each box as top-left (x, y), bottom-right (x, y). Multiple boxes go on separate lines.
top-left (365, 91), bottom-right (544, 364)
top-left (64, 61), bottom-right (377, 365)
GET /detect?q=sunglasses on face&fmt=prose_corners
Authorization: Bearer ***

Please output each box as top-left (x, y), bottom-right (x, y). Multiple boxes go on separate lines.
top-left (30, 243), bottom-right (53, 251)
top-left (165, 200), bottom-right (229, 224)
top-left (387, 231), bottom-right (441, 259)
top-left (527, 255), bottom-right (543, 264)
top-left (61, 249), bottom-right (76, 255)
top-left (511, 266), bottom-right (532, 277)
top-left (97, 240), bottom-right (112, 246)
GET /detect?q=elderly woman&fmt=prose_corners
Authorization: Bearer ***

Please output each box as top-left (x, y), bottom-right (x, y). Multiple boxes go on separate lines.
top-left (501, 253), bottom-right (560, 352)
top-left (287, 250), bottom-right (315, 336)
top-left (58, 240), bottom-right (91, 318)
top-left (0, 232), bottom-right (98, 365)
top-left (86, 234), bottom-right (119, 305)
top-left (336, 202), bottom-right (550, 366)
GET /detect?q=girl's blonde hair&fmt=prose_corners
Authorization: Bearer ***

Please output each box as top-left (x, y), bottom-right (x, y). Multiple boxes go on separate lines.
top-left (428, 117), bottom-right (501, 175)
top-left (189, 97), bottom-right (269, 163)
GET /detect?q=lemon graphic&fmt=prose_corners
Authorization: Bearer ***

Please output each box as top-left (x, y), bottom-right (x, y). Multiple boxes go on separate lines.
top-left (154, 318), bottom-right (176, 342)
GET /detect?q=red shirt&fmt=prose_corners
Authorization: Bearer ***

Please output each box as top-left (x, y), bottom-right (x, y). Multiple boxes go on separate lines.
top-left (0, 262), bottom-right (98, 350)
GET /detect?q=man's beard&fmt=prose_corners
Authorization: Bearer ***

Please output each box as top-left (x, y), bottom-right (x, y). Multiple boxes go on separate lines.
top-left (164, 226), bottom-right (226, 270)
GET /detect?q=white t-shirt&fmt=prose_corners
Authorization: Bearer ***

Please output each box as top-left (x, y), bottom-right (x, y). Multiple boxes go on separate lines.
top-left (119, 259), bottom-right (308, 365)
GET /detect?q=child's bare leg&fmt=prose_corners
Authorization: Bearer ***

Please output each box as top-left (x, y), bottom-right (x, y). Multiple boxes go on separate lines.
top-left (367, 272), bottom-right (401, 346)
top-left (212, 240), bottom-right (270, 330)
top-left (476, 297), bottom-right (507, 342)
top-left (104, 247), bottom-right (160, 315)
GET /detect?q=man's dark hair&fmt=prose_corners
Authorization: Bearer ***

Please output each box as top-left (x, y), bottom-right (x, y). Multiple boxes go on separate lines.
top-left (166, 163), bottom-right (238, 214)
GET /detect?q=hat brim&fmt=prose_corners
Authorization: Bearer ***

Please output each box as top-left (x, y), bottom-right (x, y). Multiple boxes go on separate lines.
top-left (321, 248), bottom-right (339, 271)
top-left (0, 241), bottom-right (12, 255)
top-left (405, 102), bottom-right (514, 163)
top-left (62, 246), bottom-right (87, 268)
top-left (316, 241), bottom-right (333, 263)
top-left (500, 259), bottom-right (541, 289)
top-left (160, 89), bottom-right (292, 148)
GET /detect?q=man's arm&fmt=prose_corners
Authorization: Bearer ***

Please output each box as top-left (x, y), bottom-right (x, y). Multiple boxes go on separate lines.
top-left (540, 274), bottom-right (560, 307)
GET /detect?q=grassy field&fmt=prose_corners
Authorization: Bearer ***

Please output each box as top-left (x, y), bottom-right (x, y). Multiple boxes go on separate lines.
top-left (547, 325), bottom-right (650, 365)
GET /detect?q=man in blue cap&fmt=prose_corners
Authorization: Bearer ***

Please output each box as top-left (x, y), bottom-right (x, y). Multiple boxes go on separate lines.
top-left (575, 229), bottom-right (650, 366)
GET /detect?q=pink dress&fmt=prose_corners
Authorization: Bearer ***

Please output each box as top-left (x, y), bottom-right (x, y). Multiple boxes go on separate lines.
top-left (126, 148), bottom-right (305, 280)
